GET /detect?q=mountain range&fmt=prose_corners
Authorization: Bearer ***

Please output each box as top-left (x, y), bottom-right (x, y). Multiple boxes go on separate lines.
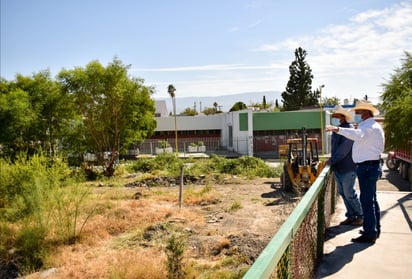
top-left (155, 90), bottom-right (282, 114)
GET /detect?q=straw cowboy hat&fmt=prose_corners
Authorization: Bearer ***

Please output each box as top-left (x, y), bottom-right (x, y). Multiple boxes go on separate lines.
top-left (352, 100), bottom-right (380, 116)
top-left (328, 105), bottom-right (353, 122)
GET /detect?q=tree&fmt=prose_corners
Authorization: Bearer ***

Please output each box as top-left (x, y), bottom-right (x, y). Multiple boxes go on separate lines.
top-left (0, 84), bottom-right (36, 156)
top-left (262, 96), bottom-right (267, 109)
top-left (0, 72), bottom-right (75, 157)
top-left (168, 84), bottom-right (176, 98)
top-left (213, 102), bottom-right (218, 112)
top-left (281, 47), bottom-right (318, 111)
top-left (19, 71), bottom-right (76, 156)
top-left (168, 84), bottom-right (178, 153)
top-left (323, 96), bottom-right (340, 106)
top-left (58, 58), bottom-right (157, 176)
top-left (202, 107), bottom-right (216, 115)
top-left (229, 101), bottom-right (247, 112)
top-left (381, 51), bottom-right (412, 149)
top-left (180, 107), bottom-right (197, 116)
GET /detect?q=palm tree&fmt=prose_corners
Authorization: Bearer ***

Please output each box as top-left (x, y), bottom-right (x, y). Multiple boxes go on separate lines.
top-left (168, 84), bottom-right (178, 153)
top-left (213, 102), bottom-right (218, 112)
top-left (168, 84), bottom-right (176, 98)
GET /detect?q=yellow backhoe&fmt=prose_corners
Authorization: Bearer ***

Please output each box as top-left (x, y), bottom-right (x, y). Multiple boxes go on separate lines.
top-left (280, 127), bottom-right (325, 192)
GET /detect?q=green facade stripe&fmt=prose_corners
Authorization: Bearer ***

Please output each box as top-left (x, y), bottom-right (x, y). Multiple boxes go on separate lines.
top-left (239, 113), bottom-right (248, 131)
top-left (253, 111), bottom-right (324, 130)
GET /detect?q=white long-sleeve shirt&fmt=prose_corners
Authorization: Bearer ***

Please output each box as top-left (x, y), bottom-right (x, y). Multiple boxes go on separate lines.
top-left (336, 118), bottom-right (385, 163)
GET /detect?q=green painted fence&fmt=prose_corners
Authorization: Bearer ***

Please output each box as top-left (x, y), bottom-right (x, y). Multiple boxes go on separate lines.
top-left (243, 165), bottom-right (336, 278)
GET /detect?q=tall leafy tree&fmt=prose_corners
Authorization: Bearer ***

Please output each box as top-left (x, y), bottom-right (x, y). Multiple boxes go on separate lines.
top-left (381, 51), bottom-right (412, 149)
top-left (281, 47), bottom-right (318, 111)
top-left (58, 58), bottom-right (157, 176)
top-left (0, 72), bottom-right (75, 157)
top-left (16, 71), bottom-right (76, 156)
top-left (0, 83), bottom-right (36, 156)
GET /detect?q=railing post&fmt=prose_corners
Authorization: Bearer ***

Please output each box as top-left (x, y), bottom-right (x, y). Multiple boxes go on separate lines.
top-left (317, 186), bottom-right (326, 261)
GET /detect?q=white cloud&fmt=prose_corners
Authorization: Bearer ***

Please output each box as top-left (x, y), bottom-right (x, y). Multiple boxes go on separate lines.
top-left (145, 2), bottom-right (412, 102)
top-left (149, 75), bottom-right (286, 99)
top-left (133, 64), bottom-right (283, 73)
top-left (248, 20), bottom-right (263, 28)
top-left (253, 2), bottom-right (412, 100)
top-left (228, 26), bottom-right (240, 32)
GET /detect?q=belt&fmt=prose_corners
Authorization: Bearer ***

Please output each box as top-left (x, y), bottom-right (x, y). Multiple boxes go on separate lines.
top-left (356, 160), bottom-right (380, 165)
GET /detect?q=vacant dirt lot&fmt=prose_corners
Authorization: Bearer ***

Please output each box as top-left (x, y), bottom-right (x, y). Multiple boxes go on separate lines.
top-left (24, 158), bottom-right (409, 278)
top-left (25, 177), bottom-right (301, 279)
top-left (185, 178), bottom-right (301, 262)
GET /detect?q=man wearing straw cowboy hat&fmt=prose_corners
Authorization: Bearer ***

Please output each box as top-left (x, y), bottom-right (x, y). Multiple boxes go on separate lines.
top-left (326, 100), bottom-right (384, 243)
top-left (327, 105), bottom-right (363, 227)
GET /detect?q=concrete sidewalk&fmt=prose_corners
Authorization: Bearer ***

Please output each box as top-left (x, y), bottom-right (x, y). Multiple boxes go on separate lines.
top-left (316, 191), bottom-right (412, 278)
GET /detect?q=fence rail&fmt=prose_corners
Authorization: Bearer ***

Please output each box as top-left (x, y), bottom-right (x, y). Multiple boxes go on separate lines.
top-left (136, 138), bottom-right (223, 155)
top-left (134, 136), bottom-right (324, 159)
top-left (243, 165), bottom-right (336, 278)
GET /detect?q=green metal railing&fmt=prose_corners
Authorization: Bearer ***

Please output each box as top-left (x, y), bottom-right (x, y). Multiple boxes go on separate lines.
top-left (243, 165), bottom-right (336, 279)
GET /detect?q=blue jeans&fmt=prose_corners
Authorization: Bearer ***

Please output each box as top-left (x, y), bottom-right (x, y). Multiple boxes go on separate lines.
top-left (334, 171), bottom-right (363, 219)
top-left (356, 162), bottom-right (381, 238)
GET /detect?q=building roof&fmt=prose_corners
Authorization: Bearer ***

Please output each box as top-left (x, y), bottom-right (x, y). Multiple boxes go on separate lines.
top-left (155, 100), bottom-right (169, 117)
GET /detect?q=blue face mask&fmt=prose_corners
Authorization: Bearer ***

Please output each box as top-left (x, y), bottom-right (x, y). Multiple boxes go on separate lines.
top-left (354, 114), bottom-right (363, 123)
top-left (331, 118), bottom-right (340, 126)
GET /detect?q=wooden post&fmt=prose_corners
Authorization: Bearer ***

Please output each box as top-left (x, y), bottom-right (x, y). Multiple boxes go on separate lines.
top-left (179, 165), bottom-right (184, 208)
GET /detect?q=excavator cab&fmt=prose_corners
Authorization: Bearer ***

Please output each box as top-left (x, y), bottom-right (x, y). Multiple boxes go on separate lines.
top-left (281, 127), bottom-right (325, 193)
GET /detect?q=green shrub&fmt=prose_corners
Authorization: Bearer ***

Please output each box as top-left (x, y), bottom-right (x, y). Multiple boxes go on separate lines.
top-left (51, 183), bottom-right (93, 244)
top-left (0, 154), bottom-right (73, 221)
top-left (130, 153), bottom-right (183, 176)
top-left (166, 233), bottom-right (186, 279)
top-left (14, 225), bottom-right (47, 274)
top-left (130, 157), bottom-right (157, 172)
top-left (129, 154), bottom-right (281, 182)
top-left (158, 140), bottom-right (171, 148)
top-left (0, 153), bottom-right (93, 274)
top-left (219, 156), bottom-right (281, 178)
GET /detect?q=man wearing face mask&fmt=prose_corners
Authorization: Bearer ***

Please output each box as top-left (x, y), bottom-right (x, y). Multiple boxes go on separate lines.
top-left (327, 105), bottom-right (363, 227)
top-left (326, 100), bottom-right (384, 244)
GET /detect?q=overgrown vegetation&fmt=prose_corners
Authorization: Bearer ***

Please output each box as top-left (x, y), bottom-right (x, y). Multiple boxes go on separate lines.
top-left (0, 58), bottom-right (157, 177)
top-left (0, 153), bottom-right (92, 277)
top-left (0, 153), bottom-right (282, 278)
top-left (129, 153), bottom-right (280, 179)
top-left (381, 51), bottom-right (412, 149)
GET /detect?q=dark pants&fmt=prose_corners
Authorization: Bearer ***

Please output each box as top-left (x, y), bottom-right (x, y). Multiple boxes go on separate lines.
top-left (356, 161), bottom-right (381, 238)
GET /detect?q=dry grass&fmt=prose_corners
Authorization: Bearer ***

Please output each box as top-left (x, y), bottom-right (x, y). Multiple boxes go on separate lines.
top-left (30, 246), bottom-right (167, 279)
top-left (26, 182), bottom-right (212, 278)
top-left (24, 176), bottom-right (292, 279)
top-left (212, 237), bottom-right (231, 254)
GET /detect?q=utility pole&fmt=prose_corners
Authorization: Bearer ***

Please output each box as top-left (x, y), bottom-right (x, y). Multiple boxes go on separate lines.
top-left (319, 85), bottom-right (325, 155)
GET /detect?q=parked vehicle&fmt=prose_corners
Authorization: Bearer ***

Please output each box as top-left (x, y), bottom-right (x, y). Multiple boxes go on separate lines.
top-left (280, 127), bottom-right (325, 192)
top-left (386, 147), bottom-right (412, 181)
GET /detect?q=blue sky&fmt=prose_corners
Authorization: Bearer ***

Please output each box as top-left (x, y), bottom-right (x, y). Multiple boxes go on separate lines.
top-left (1, 0), bottom-right (411, 104)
